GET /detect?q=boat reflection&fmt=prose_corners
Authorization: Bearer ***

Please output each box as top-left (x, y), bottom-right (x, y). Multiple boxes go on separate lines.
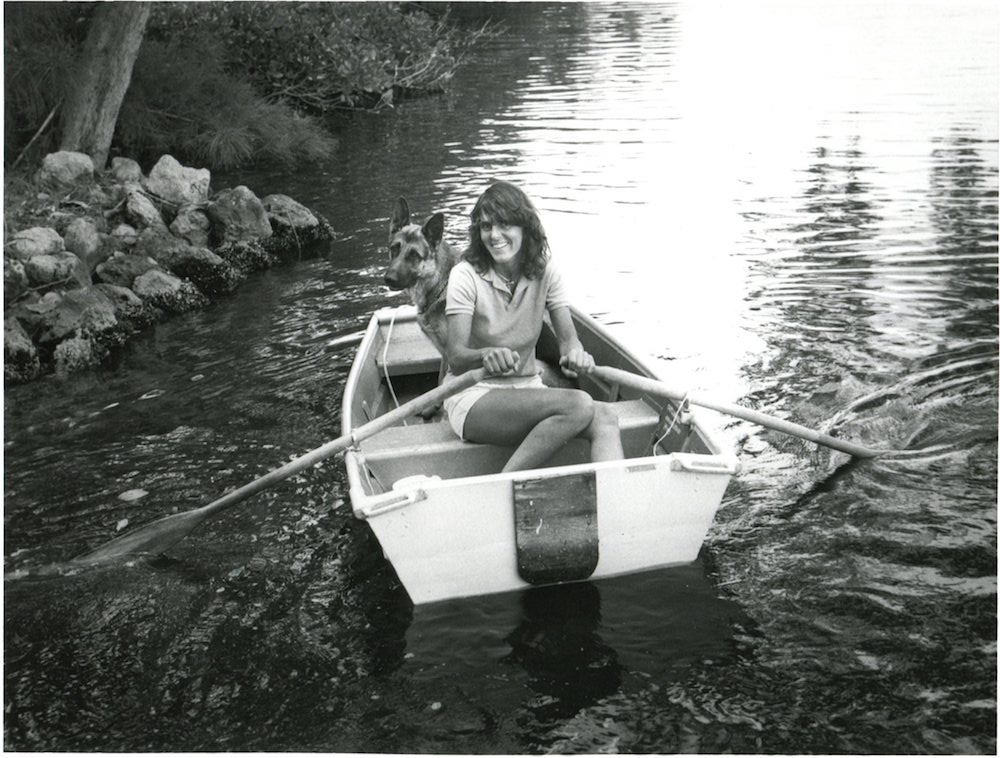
top-left (502, 582), bottom-right (621, 719)
top-left (402, 562), bottom-right (748, 716)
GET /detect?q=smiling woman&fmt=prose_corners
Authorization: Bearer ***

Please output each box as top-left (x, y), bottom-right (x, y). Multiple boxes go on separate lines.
top-left (443, 181), bottom-right (625, 471)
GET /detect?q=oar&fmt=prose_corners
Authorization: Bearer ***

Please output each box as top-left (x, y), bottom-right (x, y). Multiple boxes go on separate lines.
top-left (591, 365), bottom-right (880, 458)
top-left (72, 367), bottom-right (488, 566)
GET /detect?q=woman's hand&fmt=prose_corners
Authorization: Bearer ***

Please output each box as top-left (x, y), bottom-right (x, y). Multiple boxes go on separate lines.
top-left (482, 347), bottom-right (520, 376)
top-left (559, 347), bottom-right (595, 378)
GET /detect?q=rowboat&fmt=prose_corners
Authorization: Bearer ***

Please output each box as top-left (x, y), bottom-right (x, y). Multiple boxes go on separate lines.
top-left (341, 304), bottom-right (739, 605)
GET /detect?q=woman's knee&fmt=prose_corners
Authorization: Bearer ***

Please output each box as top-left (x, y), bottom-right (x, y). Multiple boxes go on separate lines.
top-left (586, 402), bottom-right (620, 437)
top-left (555, 389), bottom-right (595, 431)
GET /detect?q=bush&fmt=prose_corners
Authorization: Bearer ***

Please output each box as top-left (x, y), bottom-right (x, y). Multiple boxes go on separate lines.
top-left (3, 2), bottom-right (91, 164)
top-left (148, 2), bottom-right (485, 111)
top-left (116, 33), bottom-right (337, 170)
top-left (3, 2), bottom-right (484, 171)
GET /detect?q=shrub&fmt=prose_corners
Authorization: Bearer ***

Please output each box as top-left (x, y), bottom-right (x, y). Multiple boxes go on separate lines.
top-left (148, 2), bottom-right (485, 111)
top-left (116, 33), bottom-right (338, 170)
top-left (3, 2), bottom-right (91, 165)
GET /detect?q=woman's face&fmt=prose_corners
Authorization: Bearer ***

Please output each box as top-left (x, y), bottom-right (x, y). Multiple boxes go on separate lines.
top-left (478, 216), bottom-right (524, 267)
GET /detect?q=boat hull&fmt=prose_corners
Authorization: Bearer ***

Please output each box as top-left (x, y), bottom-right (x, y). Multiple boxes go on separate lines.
top-left (343, 305), bottom-right (738, 605)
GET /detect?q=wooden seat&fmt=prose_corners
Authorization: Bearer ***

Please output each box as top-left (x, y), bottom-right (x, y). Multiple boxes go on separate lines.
top-left (360, 398), bottom-right (660, 460)
top-left (375, 329), bottom-right (442, 377)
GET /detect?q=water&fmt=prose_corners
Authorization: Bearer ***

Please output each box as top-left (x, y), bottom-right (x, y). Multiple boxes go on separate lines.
top-left (4, 1), bottom-right (997, 752)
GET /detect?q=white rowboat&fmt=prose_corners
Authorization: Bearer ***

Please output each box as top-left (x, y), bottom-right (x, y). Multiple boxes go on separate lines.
top-left (342, 304), bottom-right (739, 605)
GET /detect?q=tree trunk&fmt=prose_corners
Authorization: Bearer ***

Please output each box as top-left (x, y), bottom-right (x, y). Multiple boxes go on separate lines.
top-left (59, 2), bottom-right (150, 170)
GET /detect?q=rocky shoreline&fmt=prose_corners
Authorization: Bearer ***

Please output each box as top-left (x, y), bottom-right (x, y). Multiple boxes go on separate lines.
top-left (4, 151), bottom-right (334, 385)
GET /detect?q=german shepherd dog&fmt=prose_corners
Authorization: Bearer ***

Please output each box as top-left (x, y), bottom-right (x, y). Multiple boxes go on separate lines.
top-left (384, 197), bottom-right (462, 362)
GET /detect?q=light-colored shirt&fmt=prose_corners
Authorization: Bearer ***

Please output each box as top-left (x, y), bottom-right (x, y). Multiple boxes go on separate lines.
top-left (446, 259), bottom-right (570, 381)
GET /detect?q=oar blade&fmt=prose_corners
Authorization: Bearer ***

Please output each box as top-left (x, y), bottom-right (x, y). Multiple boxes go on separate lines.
top-left (73, 507), bottom-right (210, 565)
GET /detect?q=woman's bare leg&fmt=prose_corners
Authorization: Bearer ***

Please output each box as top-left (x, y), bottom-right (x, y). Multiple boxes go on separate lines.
top-left (585, 401), bottom-right (625, 462)
top-left (462, 388), bottom-right (594, 472)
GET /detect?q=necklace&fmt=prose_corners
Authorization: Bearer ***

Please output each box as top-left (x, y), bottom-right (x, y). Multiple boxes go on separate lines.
top-left (496, 268), bottom-right (519, 287)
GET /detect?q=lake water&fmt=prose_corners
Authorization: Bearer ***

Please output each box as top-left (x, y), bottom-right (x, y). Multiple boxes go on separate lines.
top-left (4, 1), bottom-right (997, 752)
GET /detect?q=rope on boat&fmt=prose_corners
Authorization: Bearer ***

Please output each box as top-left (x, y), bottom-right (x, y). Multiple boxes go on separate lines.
top-left (653, 392), bottom-right (691, 455)
top-left (381, 308), bottom-right (407, 424)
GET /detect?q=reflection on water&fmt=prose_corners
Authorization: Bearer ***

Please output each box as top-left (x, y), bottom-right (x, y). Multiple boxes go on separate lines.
top-left (5, 0), bottom-right (997, 753)
top-left (503, 584), bottom-right (622, 721)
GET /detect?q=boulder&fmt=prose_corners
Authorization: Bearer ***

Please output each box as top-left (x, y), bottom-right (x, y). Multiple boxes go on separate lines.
top-left (9, 291), bottom-right (62, 334)
top-left (95, 252), bottom-right (161, 288)
top-left (4, 317), bottom-right (41, 384)
top-left (7, 227), bottom-right (65, 261)
top-left (4, 259), bottom-right (29, 304)
top-left (36, 151), bottom-right (94, 193)
top-left (33, 287), bottom-right (119, 345)
top-left (134, 230), bottom-right (240, 296)
top-left (111, 224), bottom-right (139, 246)
top-left (110, 157), bottom-right (144, 184)
top-left (169, 206), bottom-right (211, 247)
top-left (54, 334), bottom-right (103, 376)
top-left (206, 186), bottom-right (272, 246)
top-left (63, 218), bottom-right (102, 269)
top-left (146, 155), bottom-right (211, 207)
top-left (133, 269), bottom-right (209, 313)
top-left (23, 250), bottom-right (92, 290)
top-left (95, 283), bottom-right (156, 332)
top-left (215, 239), bottom-right (276, 275)
top-left (263, 194), bottom-right (319, 231)
top-left (125, 189), bottom-right (168, 231)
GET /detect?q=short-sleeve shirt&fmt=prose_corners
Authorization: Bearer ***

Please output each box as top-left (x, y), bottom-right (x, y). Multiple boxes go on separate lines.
top-left (446, 259), bottom-right (570, 382)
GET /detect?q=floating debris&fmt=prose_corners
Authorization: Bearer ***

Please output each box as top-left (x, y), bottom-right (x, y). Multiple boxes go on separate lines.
top-left (138, 389), bottom-right (165, 400)
top-left (115, 518), bottom-right (129, 531)
top-left (118, 489), bottom-right (148, 502)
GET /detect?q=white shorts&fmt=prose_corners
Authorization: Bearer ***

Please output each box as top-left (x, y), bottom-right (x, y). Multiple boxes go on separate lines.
top-left (443, 374), bottom-right (546, 440)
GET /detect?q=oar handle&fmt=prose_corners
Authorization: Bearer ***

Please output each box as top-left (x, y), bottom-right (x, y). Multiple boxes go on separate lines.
top-left (199, 368), bottom-right (488, 518)
top-left (591, 365), bottom-right (879, 459)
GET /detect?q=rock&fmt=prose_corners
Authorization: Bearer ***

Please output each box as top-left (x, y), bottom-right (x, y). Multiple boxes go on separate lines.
top-left (34, 287), bottom-right (118, 345)
top-left (263, 194), bottom-right (319, 231)
top-left (95, 252), bottom-right (161, 288)
top-left (146, 155), bottom-right (211, 207)
top-left (87, 185), bottom-right (111, 207)
top-left (6, 227), bottom-right (65, 261)
top-left (53, 334), bottom-right (103, 376)
top-left (206, 186), bottom-right (272, 246)
top-left (110, 157), bottom-right (144, 184)
top-left (169, 206), bottom-right (211, 247)
top-left (215, 240), bottom-right (276, 275)
top-left (36, 151), bottom-right (95, 193)
top-left (4, 317), bottom-right (41, 384)
top-left (135, 231), bottom-right (240, 296)
top-left (94, 283), bottom-right (156, 332)
top-left (4, 259), bottom-right (29, 304)
top-left (112, 224), bottom-right (139, 246)
top-left (125, 189), bottom-right (168, 231)
top-left (23, 250), bottom-right (92, 290)
top-left (133, 269), bottom-right (209, 313)
top-left (63, 218), bottom-right (102, 268)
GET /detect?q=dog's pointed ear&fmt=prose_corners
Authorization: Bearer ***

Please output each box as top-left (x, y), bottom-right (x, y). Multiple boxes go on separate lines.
top-left (390, 197), bottom-right (410, 234)
top-left (422, 213), bottom-right (444, 249)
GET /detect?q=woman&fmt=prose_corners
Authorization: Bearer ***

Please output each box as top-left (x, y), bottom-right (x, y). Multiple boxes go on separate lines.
top-left (443, 181), bottom-right (624, 472)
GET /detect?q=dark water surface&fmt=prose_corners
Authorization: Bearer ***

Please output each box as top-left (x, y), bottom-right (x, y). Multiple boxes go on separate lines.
top-left (5, 2), bottom-right (997, 753)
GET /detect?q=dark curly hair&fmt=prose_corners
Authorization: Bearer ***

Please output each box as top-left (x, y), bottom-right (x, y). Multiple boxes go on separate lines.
top-left (465, 181), bottom-right (550, 279)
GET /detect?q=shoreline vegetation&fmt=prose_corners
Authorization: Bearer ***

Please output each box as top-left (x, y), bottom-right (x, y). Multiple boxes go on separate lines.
top-left (4, 2), bottom-right (494, 386)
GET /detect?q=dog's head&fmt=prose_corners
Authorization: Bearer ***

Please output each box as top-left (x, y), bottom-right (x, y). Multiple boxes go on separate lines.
top-left (384, 197), bottom-right (446, 291)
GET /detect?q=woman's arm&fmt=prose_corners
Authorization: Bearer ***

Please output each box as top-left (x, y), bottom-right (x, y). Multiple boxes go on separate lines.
top-left (550, 306), bottom-right (594, 377)
top-left (446, 313), bottom-right (519, 377)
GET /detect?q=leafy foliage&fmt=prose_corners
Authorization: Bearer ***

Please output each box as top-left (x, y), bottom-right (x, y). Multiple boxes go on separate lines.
top-left (4, 1), bottom-right (484, 170)
top-left (116, 34), bottom-right (337, 170)
top-left (147, 2), bottom-right (484, 111)
top-left (3, 2), bottom-right (92, 163)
